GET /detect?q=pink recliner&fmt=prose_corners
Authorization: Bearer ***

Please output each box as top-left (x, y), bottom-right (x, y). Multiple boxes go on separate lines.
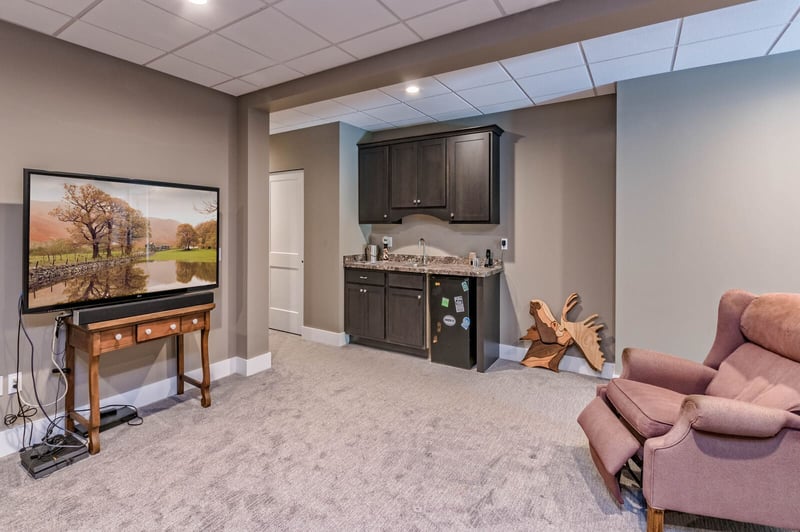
top-left (578, 290), bottom-right (800, 531)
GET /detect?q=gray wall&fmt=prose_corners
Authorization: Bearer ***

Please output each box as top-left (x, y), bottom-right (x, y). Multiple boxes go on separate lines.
top-left (326, 96), bottom-right (617, 364)
top-left (616, 51), bottom-right (800, 367)
top-left (0, 22), bottom-right (238, 411)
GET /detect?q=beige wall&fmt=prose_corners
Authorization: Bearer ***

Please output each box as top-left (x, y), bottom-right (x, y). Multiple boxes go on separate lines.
top-left (269, 123), bottom-right (345, 333)
top-left (616, 51), bottom-right (800, 367)
top-left (0, 22), bottom-right (238, 410)
top-left (363, 97), bottom-right (617, 363)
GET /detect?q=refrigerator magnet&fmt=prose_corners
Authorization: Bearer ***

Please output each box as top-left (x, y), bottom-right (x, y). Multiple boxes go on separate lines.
top-left (461, 317), bottom-right (470, 330)
top-left (443, 315), bottom-right (456, 327)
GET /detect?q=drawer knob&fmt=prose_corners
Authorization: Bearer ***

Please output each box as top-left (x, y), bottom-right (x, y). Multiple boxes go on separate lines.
top-left (417, 295), bottom-right (422, 300)
top-left (114, 333), bottom-right (123, 341)
top-left (170, 323), bottom-right (177, 331)
top-left (192, 318), bottom-right (198, 325)
top-left (145, 328), bottom-right (152, 336)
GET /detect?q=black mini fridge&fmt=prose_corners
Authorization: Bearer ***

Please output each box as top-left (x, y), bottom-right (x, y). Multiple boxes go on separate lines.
top-left (429, 275), bottom-right (475, 369)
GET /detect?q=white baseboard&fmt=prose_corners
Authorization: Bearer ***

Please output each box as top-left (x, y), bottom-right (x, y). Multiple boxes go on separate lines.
top-left (499, 343), bottom-right (615, 379)
top-left (0, 352), bottom-right (272, 458)
top-left (302, 326), bottom-right (348, 347)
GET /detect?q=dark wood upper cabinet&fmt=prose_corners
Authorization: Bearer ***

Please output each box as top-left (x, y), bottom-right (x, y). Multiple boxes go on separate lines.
top-left (359, 125), bottom-right (502, 224)
top-left (448, 131), bottom-right (500, 223)
top-left (358, 145), bottom-right (390, 223)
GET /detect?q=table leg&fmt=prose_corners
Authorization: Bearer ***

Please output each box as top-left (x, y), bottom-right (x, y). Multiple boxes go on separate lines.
top-left (65, 341), bottom-right (75, 432)
top-left (88, 355), bottom-right (101, 454)
top-left (176, 334), bottom-right (185, 395)
top-left (200, 319), bottom-right (211, 408)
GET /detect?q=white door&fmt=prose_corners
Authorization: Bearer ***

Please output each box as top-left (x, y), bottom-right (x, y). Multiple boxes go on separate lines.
top-left (269, 170), bottom-right (304, 335)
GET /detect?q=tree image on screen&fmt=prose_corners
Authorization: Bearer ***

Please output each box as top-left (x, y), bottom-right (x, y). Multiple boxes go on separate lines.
top-left (27, 174), bottom-right (218, 310)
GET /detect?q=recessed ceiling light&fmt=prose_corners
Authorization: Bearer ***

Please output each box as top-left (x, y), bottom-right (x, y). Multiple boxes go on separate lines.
top-left (405, 85), bottom-right (420, 94)
top-left (189, 0), bottom-right (207, 5)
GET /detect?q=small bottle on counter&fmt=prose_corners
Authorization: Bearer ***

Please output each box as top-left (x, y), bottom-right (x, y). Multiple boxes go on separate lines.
top-left (382, 244), bottom-right (389, 261)
top-left (485, 249), bottom-right (493, 267)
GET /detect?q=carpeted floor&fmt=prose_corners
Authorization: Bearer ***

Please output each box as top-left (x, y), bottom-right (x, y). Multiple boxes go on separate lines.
top-left (1, 331), bottom-right (792, 531)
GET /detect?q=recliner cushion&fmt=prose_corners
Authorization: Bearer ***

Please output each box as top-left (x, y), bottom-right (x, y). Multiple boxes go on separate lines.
top-left (705, 343), bottom-right (800, 412)
top-left (606, 379), bottom-right (686, 439)
top-left (740, 293), bottom-right (800, 363)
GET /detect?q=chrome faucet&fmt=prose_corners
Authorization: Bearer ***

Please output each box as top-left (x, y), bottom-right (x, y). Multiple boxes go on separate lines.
top-left (418, 238), bottom-right (427, 265)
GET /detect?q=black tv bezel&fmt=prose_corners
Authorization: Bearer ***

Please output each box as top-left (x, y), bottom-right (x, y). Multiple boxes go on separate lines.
top-left (22, 168), bottom-right (220, 314)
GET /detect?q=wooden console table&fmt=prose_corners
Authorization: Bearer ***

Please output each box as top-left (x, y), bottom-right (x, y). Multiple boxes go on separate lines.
top-left (65, 303), bottom-right (215, 454)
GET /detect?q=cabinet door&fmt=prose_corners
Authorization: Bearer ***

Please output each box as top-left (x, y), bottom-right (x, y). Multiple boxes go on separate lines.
top-left (386, 287), bottom-right (425, 348)
top-left (390, 142), bottom-right (417, 209)
top-left (345, 283), bottom-right (385, 339)
top-left (359, 146), bottom-right (390, 223)
top-left (417, 138), bottom-right (447, 208)
top-left (448, 132), bottom-right (491, 222)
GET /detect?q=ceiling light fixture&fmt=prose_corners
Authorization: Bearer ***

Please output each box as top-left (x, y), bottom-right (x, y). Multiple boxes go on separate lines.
top-left (405, 85), bottom-right (420, 94)
top-left (189, 0), bottom-right (208, 5)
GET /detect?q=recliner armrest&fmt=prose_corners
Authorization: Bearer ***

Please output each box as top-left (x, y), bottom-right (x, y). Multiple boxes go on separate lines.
top-left (681, 395), bottom-right (800, 437)
top-left (621, 347), bottom-right (717, 395)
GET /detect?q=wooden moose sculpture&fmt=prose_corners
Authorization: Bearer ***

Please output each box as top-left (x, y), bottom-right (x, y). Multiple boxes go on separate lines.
top-left (520, 292), bottom-right (605, 372)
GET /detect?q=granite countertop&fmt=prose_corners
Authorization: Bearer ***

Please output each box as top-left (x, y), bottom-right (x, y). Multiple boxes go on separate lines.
top-left (343, 254), bottom-right (503, 278)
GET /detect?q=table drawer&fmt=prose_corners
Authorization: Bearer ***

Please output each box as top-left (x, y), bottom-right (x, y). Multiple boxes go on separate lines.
top-left (345, 269), bottom-right (385, 286)
top-left (99, 326), bottom-right (135, 353)
top-left (137, 317), bottom-right (181, 342)
top-left (181, 313), bottom-right (205, 332)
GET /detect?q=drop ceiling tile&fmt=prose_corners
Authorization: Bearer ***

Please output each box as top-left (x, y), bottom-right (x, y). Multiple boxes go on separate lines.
top-left (406, 92), bottom-right (474, 115)
top-left (430, 108), bottom-right (482, 121)
top-left (477, 98), bottom-right (532, 114)
top-left (0, 0), bottom-right (69, 34)
top-left (392, 116), bottom-right (437, 127)
top-left (336, 112), bottom-right (390, 128)
top-left (589, 48), bottom-right (673, 86)
top-left (219, 8), bottom-right (328, 62)
top-left (379, 0), bottom-right (460, 19)
top-left (175, 34), bottom-right (273, 77)
top-left (59, 21), bottom-right (164, 64)
top-left (771, 20), bottom-right (800, 54)
top-left (365, 103), bottom-right (427, 122)
top-left (457, 80), bottom-right (528, 107)
top-left (241, 64), bottom-right (304, 87)
top-left (286, 46), bottom-right (355, 74)
top-left (29, 0), bottom-right (94, 17)
top-left (270, 108), bottom-right (318, 126)
top-left (681, 0), bottom-right (800, 44)
top-left (145, 0), bottom-right (266, 30)
top-left (582, 20), bottom-right (679, 63)
top-left (497, 0), bottom-right (559, 15)
top-left (213, 78), bottom-right (259, 96)
top-left (381, 77), bottom-right (451, 101)
top-left (294, 100), bottom-right (355, 118)
top-left (334, 89), bottom-right (400, 110)
top-left (501, 44), bottom-right (584, 78)
top-left (516, 65), bottom-right (592, 99)
top-left (362, 122), bottom-right (395, 131)
top-left (534, 88), bottom-right (594, 105)
top-left (674, 26), bottom-right (784, 70)
top-left (83, 0), bottom-right (207, 51)
top-left (148, 54), bottom-right (231, 86)
top-left (406, 0), bottom-right (502, 39)
top-left (339, 23), bottom-right (420, 59)
top-left (435, 62), bottom-right (510, 91)
top-left (275, 0), bottom-right (398, 43)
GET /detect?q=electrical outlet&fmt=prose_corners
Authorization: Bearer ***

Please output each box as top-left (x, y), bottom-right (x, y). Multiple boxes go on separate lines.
top-left (0, 375), bottom-right (3, 396)
top-left (500, 238), bottom-right (509, 250)
top-left (8, 372), bottom-right (20, 395)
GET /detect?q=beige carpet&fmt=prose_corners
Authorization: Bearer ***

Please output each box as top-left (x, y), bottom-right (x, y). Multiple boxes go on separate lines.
top-left (0, 332), bottom-right (790, 531)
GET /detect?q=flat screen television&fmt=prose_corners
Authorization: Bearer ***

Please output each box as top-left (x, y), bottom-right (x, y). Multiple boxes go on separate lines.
top-left (23, 169), bottom-right (219, 314)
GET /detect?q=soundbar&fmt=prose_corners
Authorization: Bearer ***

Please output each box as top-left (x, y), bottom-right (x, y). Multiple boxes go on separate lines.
top-left (72, 291), bottom-right (214, 325)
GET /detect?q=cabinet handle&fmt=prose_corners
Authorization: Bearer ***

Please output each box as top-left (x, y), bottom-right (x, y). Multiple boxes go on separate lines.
top-left (417, 295), bottom-right (422, 300)
top-left (363, 289), bottom-right (368, 294)
top-left (114, 333), bottom-right (123, 341)
top-left (192, 318), bottom-right (198, 325)
top-left (170, 323), bottom-right (177, 331)
top-left (145, 328), bottom-right (152, 336)
top-left (383, 214), bottom-right (388, 219)
top-left (359, 276), bottom-right (368, 280)
top-left (450, 213), bottom-right (454, 218)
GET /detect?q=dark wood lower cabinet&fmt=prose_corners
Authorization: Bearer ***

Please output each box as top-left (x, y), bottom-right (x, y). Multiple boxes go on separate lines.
top-left (386, 287), bottom-right (425, 348)
top-left (345, 282), bottom-right (385, 340)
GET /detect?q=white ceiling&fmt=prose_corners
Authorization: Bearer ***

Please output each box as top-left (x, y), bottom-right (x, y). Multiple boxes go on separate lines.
top-left (0, 0), bottom-right (799, 134)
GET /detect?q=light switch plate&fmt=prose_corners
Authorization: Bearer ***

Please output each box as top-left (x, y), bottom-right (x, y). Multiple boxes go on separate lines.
top-left (382, 236), bottom-right (392, 248)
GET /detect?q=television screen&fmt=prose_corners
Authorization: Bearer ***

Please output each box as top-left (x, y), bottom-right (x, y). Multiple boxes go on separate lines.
top-left (23, 169), bottom-right (219, 313)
